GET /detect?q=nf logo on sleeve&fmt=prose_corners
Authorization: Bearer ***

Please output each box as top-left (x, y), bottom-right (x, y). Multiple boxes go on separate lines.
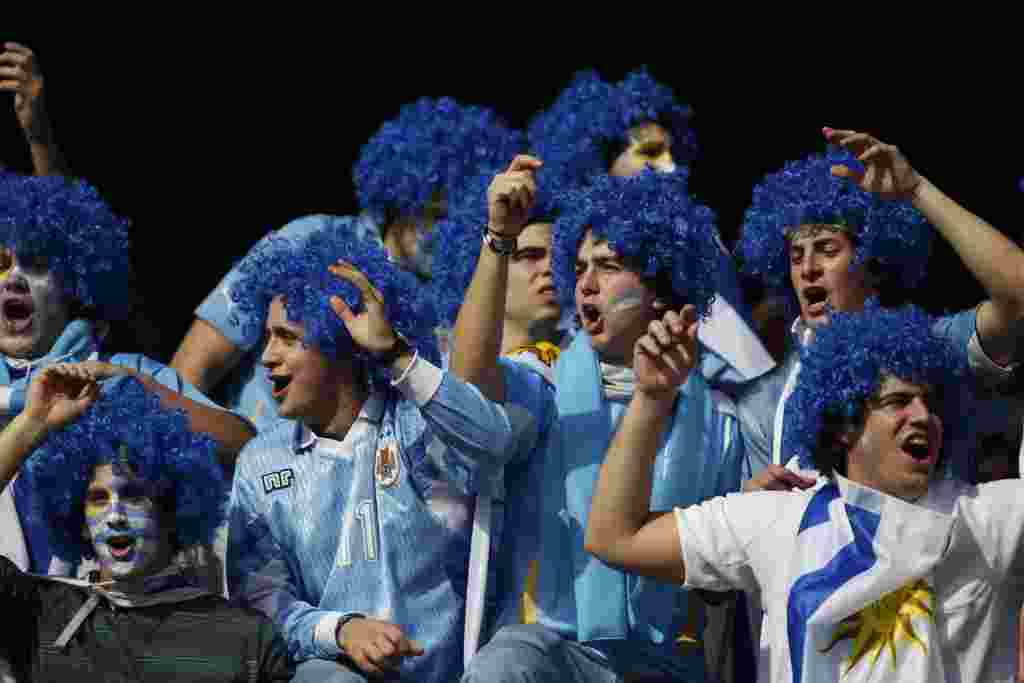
top-left (262, 469), bottom-right (295, 494)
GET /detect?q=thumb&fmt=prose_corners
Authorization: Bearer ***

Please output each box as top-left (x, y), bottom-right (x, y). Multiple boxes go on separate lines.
top-left (830, 164), bottom-right (861, 179)
top-left (403, 639), bottom-right (425, 656)
top-left (330, 295), bottom-right (356, 326)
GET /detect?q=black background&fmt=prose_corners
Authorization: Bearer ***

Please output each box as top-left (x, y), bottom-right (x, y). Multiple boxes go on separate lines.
top-left (2, 30), bottom-right (1019, 361)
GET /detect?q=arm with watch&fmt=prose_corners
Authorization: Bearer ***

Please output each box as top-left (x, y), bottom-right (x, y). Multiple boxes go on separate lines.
top-left (449, 155), bottom-right (543, 404)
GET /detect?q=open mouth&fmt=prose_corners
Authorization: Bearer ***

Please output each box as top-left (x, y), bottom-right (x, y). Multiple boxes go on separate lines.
top-left (579, 303), bottom-right (605, 333)
top-left (107, 535), bottom-right (136, 560)
top-left (1, 298), bottom-right (34, 333)
top-left (270, 374), bottom-right (292, 399)
top-left (900, 434), bottom-right (934, 462)
top-left (802, 287), bottom-right (829, 314)
top-left (536, 284), bottom-right (556, 297)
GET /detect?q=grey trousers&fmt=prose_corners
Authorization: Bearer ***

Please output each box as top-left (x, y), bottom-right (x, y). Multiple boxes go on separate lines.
top-left (461, 624), bottom-right (623, 683)
top-left (292, 658), bottom-right (400, 682)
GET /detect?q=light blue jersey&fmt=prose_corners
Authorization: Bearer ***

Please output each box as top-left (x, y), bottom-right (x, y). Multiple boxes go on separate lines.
top-left (196, 214), bottom-right (381, 431)
top-left (227, 358), bottom-right (519, 681)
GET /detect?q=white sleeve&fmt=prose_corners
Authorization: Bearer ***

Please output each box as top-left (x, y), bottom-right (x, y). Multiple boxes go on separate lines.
top-left (965, 480), bottom-right (1024, 583)
top-left (675, 492), bottom-right (782, 595)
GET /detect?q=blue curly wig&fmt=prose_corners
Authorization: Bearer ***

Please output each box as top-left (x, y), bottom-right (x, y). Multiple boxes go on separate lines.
top-left (784, 302), bottom-right (966, 472)
top-left (353, 97), bottom-right (524, 222)
top-left (735, 148), bottom-right (933, 303)
top-left (527, 68), bottom-right (696, 192)
top-left (551, 169), bottom-right (718, 318)
top-left (430, 166), bottom-right (563, 327)
top-left (229, 226), bottom-right (440, 370)
top-left (21, 378), bottom-right (226, 564)
top-left (0, 175), bottom-right (133, 321)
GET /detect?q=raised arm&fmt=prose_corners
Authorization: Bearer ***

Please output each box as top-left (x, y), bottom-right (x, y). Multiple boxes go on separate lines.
top-left (449, 155), bottom-right (542, 403)
top-left (584, 305), bottom-right (700, 584)
top-left (0, 43), bottom-right (69, 177)
top-left (75, 360), bottom-right (254, 468)
top-left (0, 364), bottom-right (98, 489)
top-left (827, 127), bottom-right (1024, 366)
top-left (170, 319), bottom-right (245, 393)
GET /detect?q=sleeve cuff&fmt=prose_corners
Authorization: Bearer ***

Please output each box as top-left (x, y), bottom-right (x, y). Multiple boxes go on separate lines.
top-left (391, 353), bottom-right (444, 407)
top-left (313, 613), bottom-right (347, 658)
top-left (968, 330), bottom-right (1019, 386)
top-left (0, 387), bottom-right (25, 415)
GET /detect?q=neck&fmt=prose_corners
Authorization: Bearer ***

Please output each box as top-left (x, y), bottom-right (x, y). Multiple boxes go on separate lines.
top-left (500, 318), bottom-right (558, 355)
top-left (316, 380), bottom-right (370, 442)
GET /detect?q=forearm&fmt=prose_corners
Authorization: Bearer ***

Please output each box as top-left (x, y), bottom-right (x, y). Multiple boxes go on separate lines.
top-left (449, 242), bottom-right (509, 402)
top-left (585, 391), bottom-right (674, 561)
top-left (0, 413), bottom-right (49, 490)
top-left (134, 373), bottom-right (254, 466)
top-left (913, 178), bottom-right (1024, 360)
top-left (170, 319), bottom-right (245, 393)
top-left (27, 134), bottom-right (69, 177)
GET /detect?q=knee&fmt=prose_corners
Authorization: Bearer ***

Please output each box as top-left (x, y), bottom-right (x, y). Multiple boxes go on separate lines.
top-left (461, 625), bottom-right (564, 683)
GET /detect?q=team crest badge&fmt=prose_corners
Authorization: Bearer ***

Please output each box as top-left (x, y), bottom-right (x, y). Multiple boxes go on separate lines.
top-left (375, 445), bottom-right (400, 487)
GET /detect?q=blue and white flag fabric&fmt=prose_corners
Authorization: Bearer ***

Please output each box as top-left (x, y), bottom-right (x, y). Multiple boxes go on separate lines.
top-left (786, 476), bottom-right (954, 682)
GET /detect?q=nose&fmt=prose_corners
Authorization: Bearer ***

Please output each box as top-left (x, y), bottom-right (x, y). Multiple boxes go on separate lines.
top-left (800, 252), bottom-right (822, 281)
top-left (261, 337), bottom-right (281, 369)
top-left (2, 270), bottom-right (28, 293)
top-left (577, 266), bottom-right (597, 296)
top-left (107, 501), bottom-right (129, 528)
top-left (907, 395), bottom-right (934, 427)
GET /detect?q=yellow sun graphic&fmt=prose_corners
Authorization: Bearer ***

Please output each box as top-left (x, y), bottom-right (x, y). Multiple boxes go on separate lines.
top-left (821, 579), bottom-right (935, 677)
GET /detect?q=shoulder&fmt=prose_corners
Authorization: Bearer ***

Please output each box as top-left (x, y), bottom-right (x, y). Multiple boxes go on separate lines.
top-left (235, 421), bottom-right (299, 475)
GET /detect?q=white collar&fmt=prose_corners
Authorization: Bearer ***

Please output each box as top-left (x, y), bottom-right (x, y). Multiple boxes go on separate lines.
top-left (292, 392), bottom-right (387, 453)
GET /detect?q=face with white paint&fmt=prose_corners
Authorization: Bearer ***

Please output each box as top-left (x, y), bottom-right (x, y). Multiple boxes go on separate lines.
top-left (575, 231), bottom-right (660, 365)
top-left (84, 463), bottom-right (175, 582)
top-left (608, 122), bottom-right (677, 177)
top-left (0, 248), bottom-right (73, 360)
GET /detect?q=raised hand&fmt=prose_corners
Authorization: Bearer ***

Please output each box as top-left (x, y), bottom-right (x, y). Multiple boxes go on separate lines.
top-left (24, 363), bottom-right (100, 432)
top-left (823, 127), bottom-right (922, 201)
top-left (338, 616), bottom-right (424, 676)
top-left (327, 260), bottom-right (401, 355)
top-left (633, 304), bottom-right (699, 398)
top-left (487, 155), bottom-right (542, 237)
top-left (0, 43), bottom-right (49, 140)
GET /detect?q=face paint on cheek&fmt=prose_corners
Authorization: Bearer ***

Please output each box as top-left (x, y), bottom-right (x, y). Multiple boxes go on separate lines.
top-left (606, 287), bottom-right (648, 316)
top-left (87, 503), bottom-right (163, 578)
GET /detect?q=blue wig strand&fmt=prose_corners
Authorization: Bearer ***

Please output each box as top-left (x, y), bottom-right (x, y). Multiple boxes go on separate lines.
top-left (353, 97), bottom-right (524, 220)
top-left (527, 68), bottom-right (696, 191)
top-left (784, 302), bottom-right (966, 470)
top-left (551, 169), bottom-right (719, 318)
top-left (21, 379), bottom-right (226, 564)
top-left (0, 175), bottom-right (133, 321)
top-left (735, 148), bottom-right (933, 300)
top-left (230, 227), bottom-right (440, 371)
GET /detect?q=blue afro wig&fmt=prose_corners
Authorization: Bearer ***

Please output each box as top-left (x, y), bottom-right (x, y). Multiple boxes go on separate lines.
top-left (784, 302), bottom-right (966, 472)
top-left (430, 166), bottom-right (564, 327)
top-left (0, 175), bottom-right (133, 321)
top-left (551, 169), bottom-right (719, 318)
top-left (735, 148), bottom-right (933, 301)
top-left (21, 378), bottom-right (226, 564)
top-left (527, 68), bottom-right (696, 191)
top-left (230, 226), bottom-right (440, 370)
top-left (353, 97), bottom-right (524, 221)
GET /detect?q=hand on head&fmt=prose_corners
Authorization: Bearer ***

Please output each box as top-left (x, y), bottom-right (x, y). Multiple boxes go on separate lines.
top-left (823, 127), bottom-right (922, 201)
top-left (328, 260), bottom-right (401, 356)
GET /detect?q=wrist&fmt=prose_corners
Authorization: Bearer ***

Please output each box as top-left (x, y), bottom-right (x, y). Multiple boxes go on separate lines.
top-left (336, 614), bottom-right (365, 651)
top-left (482, 227), bottom-right (517, 257)
top-left (10, 411), bottom-right (51, 445)
top-left (633, 386), bottom-right (680, 412)
top-left (375, 334), bottom-right (411, 367)
top-left (908, 175), bottom-right (934, 208)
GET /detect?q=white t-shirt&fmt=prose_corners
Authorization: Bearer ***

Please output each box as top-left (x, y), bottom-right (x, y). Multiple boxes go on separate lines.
top-left (675, 476), bottom-right (1024, 682)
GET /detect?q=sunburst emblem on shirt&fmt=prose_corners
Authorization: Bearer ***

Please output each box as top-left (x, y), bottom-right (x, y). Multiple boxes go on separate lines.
top-left (821, 578), bottom-right (935, 677)
top-left (375, 445), bottom-right (400, 488)
top-left (506, 341), bottom-right (560, 368)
